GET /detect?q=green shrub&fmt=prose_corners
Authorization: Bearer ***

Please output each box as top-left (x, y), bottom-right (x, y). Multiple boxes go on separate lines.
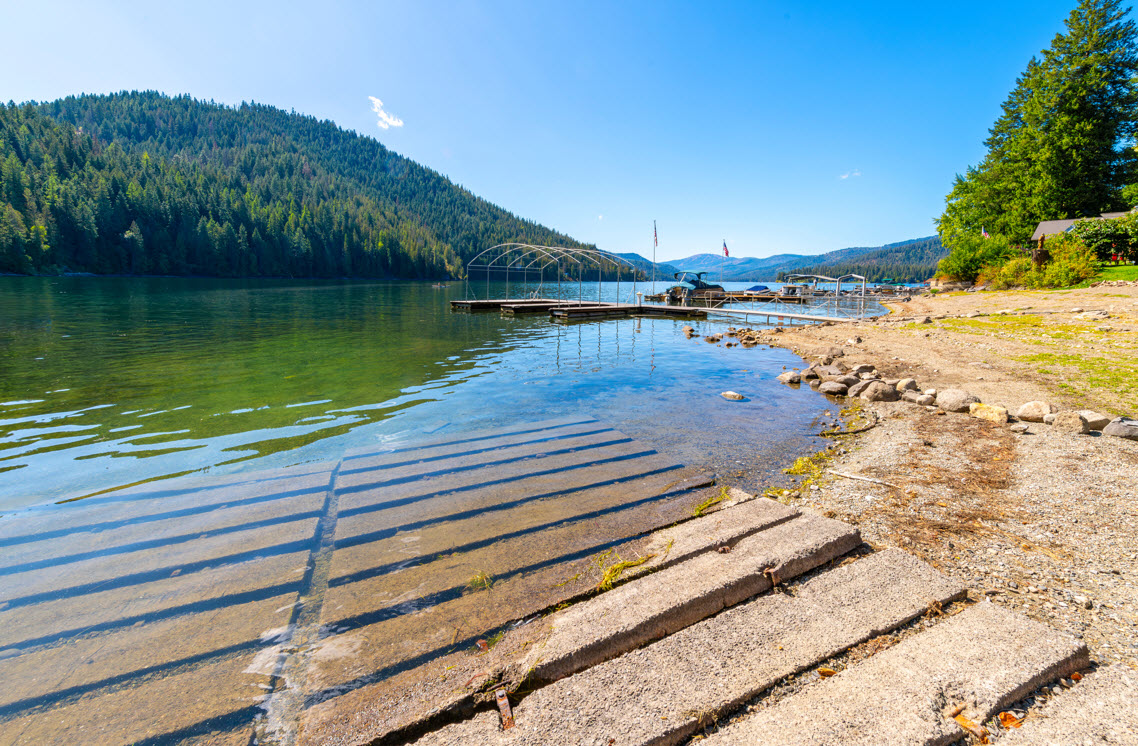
top-left (936, 233), bottom-right (1019, 282)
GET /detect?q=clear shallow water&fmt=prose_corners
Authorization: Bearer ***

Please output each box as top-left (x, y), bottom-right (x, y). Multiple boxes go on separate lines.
top-left (1, 277), bottom-right (838, 512)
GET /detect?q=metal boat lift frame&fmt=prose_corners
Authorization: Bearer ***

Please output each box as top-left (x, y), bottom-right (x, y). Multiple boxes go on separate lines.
top-left (464, 243), bottom-right (643, 304)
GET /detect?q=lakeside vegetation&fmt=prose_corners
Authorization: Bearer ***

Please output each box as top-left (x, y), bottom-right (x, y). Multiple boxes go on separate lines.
top-left (1, 92), bottom-right (595, 278)
top-left (936, 0), bottom-right (1138, 287)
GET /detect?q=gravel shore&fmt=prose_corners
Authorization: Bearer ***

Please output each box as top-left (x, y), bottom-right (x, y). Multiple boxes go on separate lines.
top-left (754, 284), bottom-right (1138, 671)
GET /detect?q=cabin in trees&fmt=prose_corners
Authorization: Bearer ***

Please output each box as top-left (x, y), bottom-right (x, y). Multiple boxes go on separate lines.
top-left (1030, 211), bottom-right (1131, 264)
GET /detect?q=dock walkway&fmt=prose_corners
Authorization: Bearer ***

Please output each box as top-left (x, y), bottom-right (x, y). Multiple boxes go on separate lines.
top-left (452, 298), bottom-right (861, 325)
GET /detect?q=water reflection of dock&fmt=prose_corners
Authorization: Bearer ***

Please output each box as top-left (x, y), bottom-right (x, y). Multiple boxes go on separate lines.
top-left (0, 417), bottom-right (714, 744)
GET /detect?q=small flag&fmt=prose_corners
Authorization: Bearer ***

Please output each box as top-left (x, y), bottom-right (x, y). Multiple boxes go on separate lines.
top-left (981, 226), bottom-right (990, 239)
top-left (654, 221), bottom-right (658, 247)
top-left (723, 240), bottom-right (729, 257)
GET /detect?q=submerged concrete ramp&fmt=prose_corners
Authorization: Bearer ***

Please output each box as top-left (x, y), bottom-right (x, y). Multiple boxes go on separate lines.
top-left (0, 416), bottom-right (713, 746)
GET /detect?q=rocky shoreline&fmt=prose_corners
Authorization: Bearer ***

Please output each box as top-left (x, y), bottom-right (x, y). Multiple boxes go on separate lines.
top-left (733, 285), bottom-right (1138, 675)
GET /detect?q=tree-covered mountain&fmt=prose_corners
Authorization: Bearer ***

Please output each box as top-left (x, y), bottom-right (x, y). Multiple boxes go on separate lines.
top-left (664, 236), bottom-right (944, 282)
top-left (776, 236), bottom-right (945, 282)
top-left (1, 91), bottom-right (596, 278)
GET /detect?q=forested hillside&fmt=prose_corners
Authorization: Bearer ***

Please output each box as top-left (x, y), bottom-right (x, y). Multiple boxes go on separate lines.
top-left (0, 92), bottom-right (594, 278)
top-left (776, 236), bottom-right (944, 282)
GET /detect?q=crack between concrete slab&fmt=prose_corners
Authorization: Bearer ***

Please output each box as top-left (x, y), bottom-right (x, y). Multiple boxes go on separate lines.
top-left (256, 460), bottom-right (343, 746)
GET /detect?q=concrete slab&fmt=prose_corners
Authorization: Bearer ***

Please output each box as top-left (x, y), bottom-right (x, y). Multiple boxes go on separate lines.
top-left (704, 602), bottom-right (1089, 746)
top-left (411, 548), bottom-right (964, 746)
top-left (1001, 664), bottom-right (1138, 745)
top-left (518, 511), bottom-right (860, 686)
top-left (340, 417), bottom-right (598, 461)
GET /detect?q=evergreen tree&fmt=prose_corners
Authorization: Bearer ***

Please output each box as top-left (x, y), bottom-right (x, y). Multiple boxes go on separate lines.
top-left (938, 0), bottom-right (1138, 251)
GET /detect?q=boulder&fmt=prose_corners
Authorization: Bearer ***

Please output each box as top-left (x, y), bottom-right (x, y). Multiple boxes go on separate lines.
top-left (969, 402), bottom-right (1009, 424)
top-left (1103, 417), bottom-right (1138, 441)
top-left (721, 391), bottom-right (745, 401)
top-left (858, 371), bottom-right (878, 380)
top-left (1016, 401), bottom-right (1056, 423)
top-left (884, 378), bottom-right (901, 387)
top-left (937, 389), bottom-right (980, 413)
top-left (1051, 411), bottom-right (1090, 434)
top-left (827, 346), bottom-right (845, 358)
top-left (850, 364), bottom-right (874, 375)
top-left (860, 381), bottom-right (900, 402)
top-left (834, 375), bottom-right (861, 387)
top-left (916, 394), bottom-right (936, 406)
top-left (819, 381), bottom-right (848, 396)
top-left (801, 366), bottom-right (820, 380)
top-left (704, 334), bottom-right (721, 343)
top-left (777, 370), bottom-right (801, 384)
top-left (895, 378), bottom-right (919, 392)
top-left (847, 380), bottom-right (875, 398)
top-left (1077, 410), bottom-right (1111, 431)
top-left (901, 390), bottom-right (921, 403)
top-left (816, 364), bottom-right (845, 377)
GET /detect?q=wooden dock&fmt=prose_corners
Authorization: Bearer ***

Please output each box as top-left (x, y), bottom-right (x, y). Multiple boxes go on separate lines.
top-left (452, 298), bottom-right (861, 325)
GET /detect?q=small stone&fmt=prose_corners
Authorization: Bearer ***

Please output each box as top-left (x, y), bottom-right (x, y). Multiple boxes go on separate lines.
top-left (895, 378), bottom-right (919, 392)
top-left (850, 364), bottom-right (874, 374)
top-left (682, 325), bottom-right (694, 333)
top-left (1009, 422), bottom-right (1029, 433)
top-left (970, 402), bottom-right (1009, 424)
top-left (819, 381), bottom-right (848, 396)
top-left (721, 391), bottom-right (745, 401)
top-left (1016, 401), bottom-right (1056, 423)
top-left (1043, 413), bottom-right (1058, 425)
top-left (827, 346), bottom-right (845, 358)
top-left (1102, 416), bottom-right (1138, 441)
top-left (860, 381), bottom-right (900, 402)
top-left (923, 388), bottom-right (937, 397)
top-left (847, 380), bottom-right (874, 398)
top-left (1077, 410), bottom-right (1111, 431)
top-left (916, 394), bottom-right (936, 406)
top-left (921, 316), bottom-right (932, 324)
top-left (901, 390), bottom-right (921, 403)
top-left (858, 371), bottom-right (878, 380)
top-left (938, 388), bottom-right (981, 413)
top-left (1051, 411), bottom-right (1091, 434)
top-left (777, 370), bottom-right (801, 384)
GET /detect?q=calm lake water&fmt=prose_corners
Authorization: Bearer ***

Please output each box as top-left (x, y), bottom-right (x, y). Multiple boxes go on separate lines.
top-left (0, 276), bottom-right (872, 744)
top-left (1, 277), bottom-right (843, 512)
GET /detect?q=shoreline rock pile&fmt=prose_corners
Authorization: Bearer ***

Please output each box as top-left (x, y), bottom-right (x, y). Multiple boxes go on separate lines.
top-left (775, 349), bottom-right (1138, 442)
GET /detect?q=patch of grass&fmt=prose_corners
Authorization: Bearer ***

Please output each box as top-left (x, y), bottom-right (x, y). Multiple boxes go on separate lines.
top-left (466, 570), bottom-right (494, 593)
top-left (1096, 264), bottom-right (1138, 282)
top-left (692, 486), bottom-right (730, 517)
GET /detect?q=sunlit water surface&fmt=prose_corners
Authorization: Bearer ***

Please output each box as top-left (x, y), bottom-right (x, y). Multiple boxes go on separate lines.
top-left (0, 277), bottom-right (858, 512)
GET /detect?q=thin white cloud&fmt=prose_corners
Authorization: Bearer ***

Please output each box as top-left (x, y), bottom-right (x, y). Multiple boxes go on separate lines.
top-left (368, 96), bottom-right (404, 130)
top-left (598, 214), bottom-right (604, 221)
top-left (839, 169), bottom-right (862, 180)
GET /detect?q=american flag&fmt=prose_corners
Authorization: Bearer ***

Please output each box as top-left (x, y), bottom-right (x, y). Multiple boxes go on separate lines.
top-left (654, 221), bottom-right (658, 247)
top-left (723, 240), bottom-right (729, 257)
top-left (981, 226), bottom-right (990, 239)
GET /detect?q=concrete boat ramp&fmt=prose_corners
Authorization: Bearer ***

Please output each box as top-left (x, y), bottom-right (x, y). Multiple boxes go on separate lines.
top-left (2, 416), bottom-right (1131, 745)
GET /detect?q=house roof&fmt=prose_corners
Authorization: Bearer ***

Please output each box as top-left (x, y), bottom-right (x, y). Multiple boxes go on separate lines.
top-left (1031, 219), bottom-right (1079, 241)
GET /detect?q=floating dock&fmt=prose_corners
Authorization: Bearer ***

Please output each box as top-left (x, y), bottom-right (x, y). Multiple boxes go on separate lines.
top-left (453, 299), bottom-right (861, 325)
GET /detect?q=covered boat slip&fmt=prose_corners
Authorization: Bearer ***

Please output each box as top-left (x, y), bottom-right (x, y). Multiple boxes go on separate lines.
top-left (0, 416), bottom-right (716, 745)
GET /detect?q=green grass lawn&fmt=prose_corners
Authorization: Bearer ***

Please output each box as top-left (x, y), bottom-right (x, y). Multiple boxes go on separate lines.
top-left (1096, 264), bottom-right (1138, 282)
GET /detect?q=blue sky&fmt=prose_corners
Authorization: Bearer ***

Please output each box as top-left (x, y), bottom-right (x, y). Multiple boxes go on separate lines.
top-left (2, 0), bottom-right (1085, 261)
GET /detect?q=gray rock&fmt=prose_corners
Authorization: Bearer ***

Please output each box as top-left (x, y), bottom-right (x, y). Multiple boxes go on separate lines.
top-left (801, 366), bottom-right (820, 380)
top-left (847, 380), bottom-right (875, 398)
top-left (834, 375), bottom-right (860, 387)
top-left (818, 381), bottom-right (848, 396)
top-left (721, 391), bottom-right (745, 401)
top-left (827, 346), bottom-right (845, 358)
top-left (816, 364), bottom-right (845, 377)
top-left (1043, 413), bottom-right (1058, 425)
top-left (776, 370), bottom-right (801, 384)
top-left (1010, 423), bottom-right (1030, 433)
top-left (1077, 410), bottom-right (1111, 431)
top-left (850, 364), bottom-right (875, 375)
top-left (901, 390), bottom-right (921, 403)
top-left (1016, 401), bottom-right (1056, 423)
top-left (923, 388), bottom-right (937, 397)
top-left (860, 381), bottom-right (901, 402)
top-left (895, 378), bottom-right (919, 392)
top-left (937, 388), bottom-right (980, 413)
top-left (1051, 411), bottom-right (1090, 434)
top-left (1103, 417), bottom-right (1138, 441)
top-left (916, 394), bottom-right (936, 406)
top-left (884, 378), bottom-right (900, 387)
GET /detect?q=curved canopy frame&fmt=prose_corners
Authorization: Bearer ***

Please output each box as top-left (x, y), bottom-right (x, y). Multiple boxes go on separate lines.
top-left (465, 244), bottom-right (643, 303)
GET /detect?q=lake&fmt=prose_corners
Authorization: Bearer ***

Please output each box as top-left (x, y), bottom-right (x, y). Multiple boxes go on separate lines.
top-left (0, 276), bottom-right (853, 744)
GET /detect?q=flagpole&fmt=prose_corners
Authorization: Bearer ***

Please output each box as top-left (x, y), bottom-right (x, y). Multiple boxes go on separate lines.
top-left (652, 220), bottom-right (657, 296)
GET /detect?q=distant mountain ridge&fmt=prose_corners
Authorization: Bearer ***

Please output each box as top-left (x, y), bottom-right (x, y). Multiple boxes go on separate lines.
top-left (662, 236), bottom-right (944, 283)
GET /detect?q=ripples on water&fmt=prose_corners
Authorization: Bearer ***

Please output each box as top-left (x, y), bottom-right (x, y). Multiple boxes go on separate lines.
top-left (0, 277), bottom-right (847, 511)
